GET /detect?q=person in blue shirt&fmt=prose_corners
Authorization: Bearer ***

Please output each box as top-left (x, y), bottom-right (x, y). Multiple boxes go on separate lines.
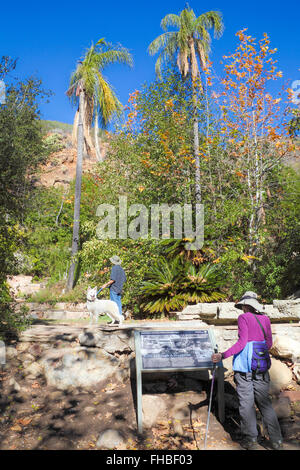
top-left (100, 255), bottom-right (126, 317)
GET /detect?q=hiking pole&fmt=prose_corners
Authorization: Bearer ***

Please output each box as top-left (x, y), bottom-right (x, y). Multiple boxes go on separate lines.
top-left (204, 346), bottom-right (218, 450)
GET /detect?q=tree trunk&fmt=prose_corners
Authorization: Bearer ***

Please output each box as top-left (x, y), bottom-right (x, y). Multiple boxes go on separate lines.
top-left (192, 78), bottom-right (201, 203)
top-left (72, 110), bottom-right (79, 147)
top-left (66, 88), bottom-right (84, 291)
top-left (94, 109), bottom-right (102, 162)
top-left (71, 96), bottom-right (93, 155)
top-left (83, 96), bottom-right (94, 154)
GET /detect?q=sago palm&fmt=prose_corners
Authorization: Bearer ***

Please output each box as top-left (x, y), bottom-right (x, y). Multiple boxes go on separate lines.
top-left (181, 263), bottom-right (226, 304)
top-left (69, 38), bottom-right (133, 160)
top-left (140, 257), bottom-right (226, 316)
top-left (140, 257), bottom-right (185, 315)
top-left (148, 6), bottom-right (224, 203)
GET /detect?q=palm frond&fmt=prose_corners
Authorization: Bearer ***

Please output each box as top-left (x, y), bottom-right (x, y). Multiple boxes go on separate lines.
top-left (148, 33), bottom-right (178, 80)
top-left (196, 11), bottom-right (224, 39)
top-left (148, 32), bottom-right (177, 56)
top-left (96, 47), bottom-right (133, 69)
top-left (96, 72), bottom-right (123, 127)
top-left (160, 13), bottom-right (180, 31)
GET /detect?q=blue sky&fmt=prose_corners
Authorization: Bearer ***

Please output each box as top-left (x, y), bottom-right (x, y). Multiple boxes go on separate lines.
top-left (1, 0), bottom-right (299, 125)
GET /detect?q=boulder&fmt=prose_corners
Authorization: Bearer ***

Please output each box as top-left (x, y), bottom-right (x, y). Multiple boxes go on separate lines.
top-left (142, 395), bottom-right (167, 428)
top-left (272, 396), bottom-right (292, 419)
top-left (96, 429), bottom-right (125, 449)
top-left (6, 346), bottom-right (18, 360)
top-left (217, 303), bottom-right (239, 323)
top-left (40, 346), bottom-right (127, 390)
top-left (78, 331), bottom-right (102, 347)
top-left (260, 305), bottom-right (281, 319)
top-left (273, 299), bottom-right (300, 319)
top-left (270, 335), bottom-right (300, 360)
top-left (181, 304), bottom-right (202, 316)
top-left (8, 378), bottom-right (21, 393)
top-left (23, 361), bottom-right (43, 379)
top-left (269, 358), bottom-right (293, 395)
top-left (79, 330), bottom-right (134, 354)
top-left (180, 303), bottom-right (220, 319)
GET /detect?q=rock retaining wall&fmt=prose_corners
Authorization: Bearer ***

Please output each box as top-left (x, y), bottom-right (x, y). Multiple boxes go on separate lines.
top-left (11, 321), bottom-right (300, 392)
top-left (177, 300), bottom-right (300, 323)
top-left (19, 299), bottom-right (300, 324)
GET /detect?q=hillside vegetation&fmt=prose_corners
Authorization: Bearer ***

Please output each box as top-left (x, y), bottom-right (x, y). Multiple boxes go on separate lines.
top-left (1, 26), bottom-right (300, 339)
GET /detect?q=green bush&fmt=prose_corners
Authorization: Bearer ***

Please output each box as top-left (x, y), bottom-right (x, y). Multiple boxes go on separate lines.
top-left (0, 281), bottom-right (31, 341)
top-left (43, 132), bottom-right (66, 154)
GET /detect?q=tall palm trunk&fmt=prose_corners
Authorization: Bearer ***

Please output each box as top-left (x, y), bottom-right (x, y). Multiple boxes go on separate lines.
top-left (189, 37), bottom-right (202, 203)
top-left (71, 97), bottom-right (93, 155)
top-left (94, 108), bottom-right (102, 161)
top-left (192, 77), bottom-right (201, 204)
top-left (66, 87), bottom-right (84, 292)
top-left (72, 110), bottom-right (79, 146)
top-left (83, 95), bottom-right (94, 153)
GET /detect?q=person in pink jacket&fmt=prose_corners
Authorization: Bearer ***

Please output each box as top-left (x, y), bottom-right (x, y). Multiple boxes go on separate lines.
top-left (212, 291), bottom-right (283, 450)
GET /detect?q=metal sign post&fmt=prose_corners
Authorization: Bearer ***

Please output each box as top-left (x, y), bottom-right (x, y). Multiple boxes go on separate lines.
top-left (134, 329), bottom-right (224, 435)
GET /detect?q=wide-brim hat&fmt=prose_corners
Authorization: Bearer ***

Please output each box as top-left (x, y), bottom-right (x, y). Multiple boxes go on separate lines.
top-left (109, 255), bottom-right (122, 265)
top-left (235, 291), bottom-right (263, 312)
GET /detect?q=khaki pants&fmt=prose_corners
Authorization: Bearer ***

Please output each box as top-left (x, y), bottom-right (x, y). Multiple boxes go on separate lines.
top-left (234, 371), bottom-right (282, 442)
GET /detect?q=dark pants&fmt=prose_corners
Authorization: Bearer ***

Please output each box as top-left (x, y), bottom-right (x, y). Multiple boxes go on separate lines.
top-left (234, 371), bottom-right (282, 442)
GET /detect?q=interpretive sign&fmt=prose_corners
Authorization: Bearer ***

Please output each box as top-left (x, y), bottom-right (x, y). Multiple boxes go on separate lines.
top-left (134, 329), bottom-right (224, 434)
top-left (140, 330), bottom-right (215, 370)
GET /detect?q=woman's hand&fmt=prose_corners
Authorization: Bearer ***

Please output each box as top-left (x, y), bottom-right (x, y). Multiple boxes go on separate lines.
top-left (211, 352), bottom-right (222, 363)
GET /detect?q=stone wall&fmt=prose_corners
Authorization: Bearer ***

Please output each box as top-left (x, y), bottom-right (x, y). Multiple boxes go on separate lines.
top-left (177, 300), bottom-right (300, 324)
top-left (14, 320), bottom-right (300, 392)
top-left (19, 298), bottom-right (300, 324)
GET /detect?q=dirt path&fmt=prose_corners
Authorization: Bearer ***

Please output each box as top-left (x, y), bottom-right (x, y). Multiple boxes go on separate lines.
top-left (1, 359), bottom-right (299, 451)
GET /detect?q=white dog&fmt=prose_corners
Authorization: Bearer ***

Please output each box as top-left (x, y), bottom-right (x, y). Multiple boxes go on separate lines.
top-left (86, 286), bottom-right (124, 326)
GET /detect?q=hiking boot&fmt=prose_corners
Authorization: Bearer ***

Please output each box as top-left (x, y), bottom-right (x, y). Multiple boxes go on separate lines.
top-left (270, 440), bottom-right (283, 450)
top-left (240, 437), bottom-right (259, 450)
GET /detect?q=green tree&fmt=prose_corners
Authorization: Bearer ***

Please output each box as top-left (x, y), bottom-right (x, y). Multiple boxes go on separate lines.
top-left (148, 5), bottom-right (224, 202)
top-left (0, 56), bottom-right (50, 339)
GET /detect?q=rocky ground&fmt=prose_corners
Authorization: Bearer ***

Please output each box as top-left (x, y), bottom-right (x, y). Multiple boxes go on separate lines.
top-left (1, 321), bottom-right (300, 451)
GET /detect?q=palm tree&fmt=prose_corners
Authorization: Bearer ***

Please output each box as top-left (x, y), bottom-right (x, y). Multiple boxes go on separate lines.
top-left (65, 79), bottom-right (84, 292)
top-left (65, 39), bottom-right (133, 291)
top-left (148, 6), bottom-right (224, 203)
top-left (69, 39), bottom-right (133, 160)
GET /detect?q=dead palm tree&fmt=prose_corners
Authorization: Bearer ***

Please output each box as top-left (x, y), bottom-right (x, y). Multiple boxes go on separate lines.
top-left (148, 6), bottom-right (224, 203)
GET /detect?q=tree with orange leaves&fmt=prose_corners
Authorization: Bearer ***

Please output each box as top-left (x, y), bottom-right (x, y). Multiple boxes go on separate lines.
top-left (218, 29), bottom-right (294, 268)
